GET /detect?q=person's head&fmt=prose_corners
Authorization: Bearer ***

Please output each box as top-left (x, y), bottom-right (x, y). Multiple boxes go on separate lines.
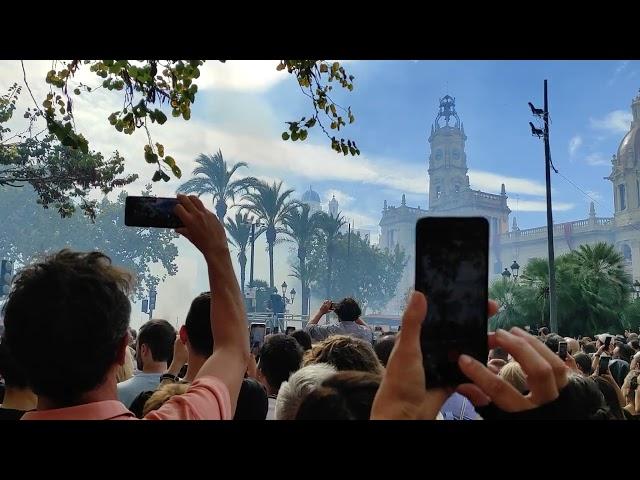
top-left (487, 358), bottom-right (507, 373)
top-left (488, 347), bottom-right (509, 362)
top-left (593, 376), bottom-right (625, 419)
top-left (181, 292), bottom-right (213, 359)
top-left (573, 352), bottom-right (593, 376)
top-left (544, 334), bottom-right (563, 354)
top-left (303, 335), bottom-right (384, 375)
top-left (608, 359), bottom-right (630, 388)
top-left (0, 336), bottom-right (30, 390)
top-left (582, 342), bottom-right (597, 355)
top-left (621, 370), bottom-right (639, 406)
top-left (294, 371), bottom-right (381, 420)
top-left (289, 330), bottom-right (312, 352)
top-left (629, 338), bottom-right (640, 352)
top-left (561, 374), bottom-right (614, 420)
top-left (498, 361), bottom-right (528, 394)
top-left (565, 338), bottom-right (580, 356)
top-left (276, 363), bottom-right (337, 420)
top-left (115, 346), bottom-right (135, 383)
top-left (333, 297), bottom-right (362, 323)
top-left (3, 250), bottom-right (132, 406)
top-left (613, 343), bottom-right (634, 364)
top-left (128, 328), bottom-right (137, 349)
top-left (373, 335), bottom-right (396, 367)
top-left (234, 378), bottom-right (269, 420)
top-left (257, 334), bottom-right (303, 394)
top-left (538, 327), bottom-right (549, 337)
top-left (142, 382), bottom-right (189, 417)
top-left (136, 319), bottom-right (176, 371)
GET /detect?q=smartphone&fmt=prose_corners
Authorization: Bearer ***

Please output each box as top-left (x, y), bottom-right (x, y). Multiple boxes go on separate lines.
top-left (558, 341), bottom-right (568, 361)
top-left (604, 336), bottom-right (612, 351)
top-left (598, 356), bottom-right (610, 375)
top-left (124, 196), bottom-right (184, 228)
top-left (415, 216), bottom-right (489, 388)
top-left (285, 326), bottom-right (296, 335)
top-left (249, 322), bottom-right (267, 351)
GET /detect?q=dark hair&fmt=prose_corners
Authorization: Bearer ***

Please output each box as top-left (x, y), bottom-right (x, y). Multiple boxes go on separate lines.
top-left (184, 292), bottom-right (213, 357)
top-left (630, 339), bottom-right (639, 350)
top-left (303, 335), bottom-right (383, 375)
top-left (489, 347), bottom-right (509, 362)
top-left (583, 342), bottom-right (597, 354)
top-left (334, 297), bottom-right (362, 323)
top-left (234, 378), bottom-right (269, 420)
top-left (138, 319), bottom-right (175, 364)
top-left (289, 330), bottom-right (312, 351)
top-left (615, 343), bottom-right (634, 364)
top-left (560, 375), bottom-right (614, 420)
top-left (593, 376), bottom-right (625, 420)
top-left (573, 352), bottom-right (593, 376)
top-left (0, 337), bottom-right (29, 388)
top-left (539, 327), bottom-right (549, 336)
top-left (608, 359), bottom-right (629, 388)
top-left (258, 334), bottom-right (303, 391)
top-left (544, 334), bottom-right (562, 354)
top-left (2, 250), bottom-right (132, 404)
top-left (295, 371), bottom-right (381, 420)
top-left (373, 335), bottom-right (396, 367)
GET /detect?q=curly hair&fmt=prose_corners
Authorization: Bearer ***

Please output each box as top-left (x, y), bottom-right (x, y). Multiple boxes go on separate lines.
top-left (2, 249), bottom-right (133, 404)
top-left (303, 335), bottom-right (383, 375)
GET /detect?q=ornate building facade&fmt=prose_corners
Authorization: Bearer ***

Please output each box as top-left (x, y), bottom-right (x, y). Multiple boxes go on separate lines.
top-left (379, 90), bottom-right (640, 314)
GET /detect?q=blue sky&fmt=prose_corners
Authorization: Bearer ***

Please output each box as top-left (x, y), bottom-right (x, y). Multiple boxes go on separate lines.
top-left (2, 60), bottom-right (639, 324)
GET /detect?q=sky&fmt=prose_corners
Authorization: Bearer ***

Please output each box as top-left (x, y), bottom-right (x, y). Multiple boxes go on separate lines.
top-left (1, 60), bottom-right (639, 326)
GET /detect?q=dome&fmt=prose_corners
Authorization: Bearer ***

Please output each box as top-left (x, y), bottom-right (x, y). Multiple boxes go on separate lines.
top-left (615, 91), bottom-right (640, 165)
top-left (301, 186), bottom-right (321, 203)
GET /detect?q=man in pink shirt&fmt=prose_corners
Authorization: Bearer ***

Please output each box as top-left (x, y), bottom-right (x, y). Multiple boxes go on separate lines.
top-left (3, 195), bottom-right (249, 420)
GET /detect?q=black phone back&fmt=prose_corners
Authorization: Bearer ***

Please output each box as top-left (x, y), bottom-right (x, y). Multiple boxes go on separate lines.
top-left (124, 196), bottom-right (183, 228)
top-left (415, 216), bottom-right (489, 388)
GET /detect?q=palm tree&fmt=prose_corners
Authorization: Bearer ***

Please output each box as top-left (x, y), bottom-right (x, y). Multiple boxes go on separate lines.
top-left (224, 212), bottom-right (253, 294)
top-left (177, 150), bottom-right (257, 220)
top-left (284, 204), bottom-right (321, 316)
top-left (240, 180), bottom-right (299, 289)
top-left (316, 211), bottom-right (346, 299)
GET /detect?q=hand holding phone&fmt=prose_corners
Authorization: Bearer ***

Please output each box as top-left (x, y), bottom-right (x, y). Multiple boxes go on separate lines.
top-left (598, 355), bottom-right (610, 376)
top-left (415, 217), bottom-right (489, 388)
top-left (558, 341), bottom-right (568, 361)
top-left (125, 196), bottom-right (184, 228)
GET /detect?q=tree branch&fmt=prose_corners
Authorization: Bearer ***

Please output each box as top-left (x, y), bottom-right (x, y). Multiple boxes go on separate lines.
top-left (21, 60), bottom-right (42, 113)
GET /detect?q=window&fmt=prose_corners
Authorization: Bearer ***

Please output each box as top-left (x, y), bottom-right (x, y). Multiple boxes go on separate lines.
top-left (453, 150), bottom-right (460, 160)
top-left (619, 184), bottom-right (626, 210)
top-left (435, 150), bottom-right (443, 162)
top-left (436, 186), bottom-right (441, 199)
top-left (621, 244), bottom-right (632, 262)
top-left (455, 184), bottom-right (460, 193)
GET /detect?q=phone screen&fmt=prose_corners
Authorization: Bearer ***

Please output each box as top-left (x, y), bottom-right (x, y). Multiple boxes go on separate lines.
top-left (250, 323), bottom-right (267, 351)
top-left (599, 356), bottom-right (610, 375)
top-left (558, 342), bottom-right (567, 360)
top-left (604, 336), bottom-right (612, 350)
top-left (124, 196), bottom-right (184, 228)
top-left (415, 216), bottom-right (489, 388)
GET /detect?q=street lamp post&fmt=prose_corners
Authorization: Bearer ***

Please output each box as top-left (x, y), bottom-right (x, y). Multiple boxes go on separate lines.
top-left (501, 268), bottom-right (512, 282)
top-left (510, 260), bottom-right (520, 282)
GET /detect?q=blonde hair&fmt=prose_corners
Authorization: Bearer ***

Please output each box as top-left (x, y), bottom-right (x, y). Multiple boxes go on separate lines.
top-left (142, 382), bottom-right (189, 416)
top-left (499, 361), bottom-right (528, 394)
top-left (302, 335), bottom-right (383, 375)
top-left (115, 346), bottom-right (135, 383)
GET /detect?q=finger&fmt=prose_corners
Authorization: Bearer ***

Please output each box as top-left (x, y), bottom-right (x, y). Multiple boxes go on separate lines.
top-left (174, 204), bottom-right (192, 225)
top-left (458, 354), bottom-right (530, 412)
top-left (175, 227), bottom-right (193, 243)
top-left (177, 193), bottom-right (199, 215)
top-left (457, 384), bottom-right (491, 407)
top-left (493, 330), bottom-right (559, 404)
top-left (189, 195), bottom-right (206, 212)
top-left (397, 291), bottom-right (426, 351)
top-left (488, 300), bottom-right (499, 317)
top-left (510, 327), bottom-right (568, 389)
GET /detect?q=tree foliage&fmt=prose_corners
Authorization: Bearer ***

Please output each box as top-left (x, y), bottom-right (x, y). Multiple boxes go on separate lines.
top-left (0, 183), bottom-right (179, 299)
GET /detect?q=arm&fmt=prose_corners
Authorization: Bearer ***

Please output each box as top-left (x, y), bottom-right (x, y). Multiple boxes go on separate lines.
top-left (175, 195), bottom-right (249, 414)
top-left (306, 300), bottom-right (332, 327)
top-left (161, 335), bottom-right (189, 385)
top-left (355, 317), bottom-right (372, 329)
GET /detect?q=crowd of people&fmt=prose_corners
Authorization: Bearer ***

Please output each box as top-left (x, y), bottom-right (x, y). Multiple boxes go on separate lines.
top-left (0, 194), bottom-right (639, 420)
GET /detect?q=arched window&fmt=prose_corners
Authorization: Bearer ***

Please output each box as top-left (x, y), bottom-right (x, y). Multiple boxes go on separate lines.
top-left (621, 244), bottom-right (632, 262)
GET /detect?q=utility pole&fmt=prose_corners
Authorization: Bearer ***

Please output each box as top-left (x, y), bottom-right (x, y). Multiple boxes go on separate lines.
top-left (529, 80), bottom-right (558, 333)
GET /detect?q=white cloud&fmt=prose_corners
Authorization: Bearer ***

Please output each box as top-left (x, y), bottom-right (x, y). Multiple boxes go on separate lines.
top-left (183, 60), bottom-right (288, 92)
top-left (468, 170), bottom-right (546, 196)
top-left (585, 153), bottom-right (610, 166)
top-left (324, 189), bottom-right (354, 208)
top-left (507, 199), bottom-right (575, 212)
top-left (608, 60), bottom-right (630, 86)
top-left (590, 110), bottom-right (633, 134)
top-left (585, 190), bottom-right (603, 201)
top-left (569, 135), bottom-right (583, 157)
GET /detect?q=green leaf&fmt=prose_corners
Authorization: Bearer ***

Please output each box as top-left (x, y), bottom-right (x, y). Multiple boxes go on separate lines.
top-left (163, 156), bottom-right (176, 168)
top-left (160, 171), bottom-right (171, 182)
top-left (145, 150), bottom-right (158, 164)
top-left (152, 170), bottom-right (162, 182)
top-left (156, 143), bottom-right (165, 158)
top-left (320, 63), bottom-right (328, 73)
top-left (155, 110), bottom-right (167, 125)
top-left (281, 132), bottom-right (290, 140)
top-left (171, 165), bottom-right (182, 178)
top-left (291, 131), bottom-right (299, 141)
top-left (73, 88), bottom-right (81, 95)
top-left (299, 130), bottom-right (308, 141)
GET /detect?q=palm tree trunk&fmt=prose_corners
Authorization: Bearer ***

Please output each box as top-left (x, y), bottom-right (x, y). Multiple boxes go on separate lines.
top-left (268, 241), bottom-right (275, 289)
top-left (239, 250), bottom-right (247, 294)
top-left (215, 198), bottom-right (227, 221)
